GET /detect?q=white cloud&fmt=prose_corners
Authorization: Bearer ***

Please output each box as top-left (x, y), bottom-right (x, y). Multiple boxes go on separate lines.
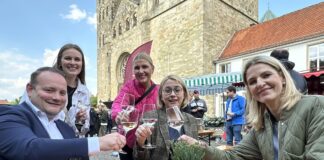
top-left (62, 4), bottom-right (87, 21)
top-left (61, 5), bottom-right (97, 30)
top-left (0, 48), bottom-right (98, 101)
top-left (87, 13), bottom-right (97, 30)
top-left (0, 50), bottom-right (42, 101)
top-left (43, 48), bottom-right (59, 66)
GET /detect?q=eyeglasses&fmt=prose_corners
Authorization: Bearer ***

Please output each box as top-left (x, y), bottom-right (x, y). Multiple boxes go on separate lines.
top-left (162, 86), bottom-right (183, 95)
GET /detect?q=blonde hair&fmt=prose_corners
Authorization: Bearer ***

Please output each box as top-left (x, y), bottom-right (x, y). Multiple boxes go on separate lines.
top-left (133, 52), bottom-right (154, 69)
top-left (243, 56), bottom-right (302, 130)
top-left (158, 75), bottom-right (189, 109)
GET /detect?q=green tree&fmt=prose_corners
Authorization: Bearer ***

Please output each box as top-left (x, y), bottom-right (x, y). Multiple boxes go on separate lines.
top-left (9, 97), bottom-right (21, 105)
top-left (90, 95), bottom-right (97, 107)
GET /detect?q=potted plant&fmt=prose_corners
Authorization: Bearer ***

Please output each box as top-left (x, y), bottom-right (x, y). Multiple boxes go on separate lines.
top-left (171, 141), bottom-right (205, 160)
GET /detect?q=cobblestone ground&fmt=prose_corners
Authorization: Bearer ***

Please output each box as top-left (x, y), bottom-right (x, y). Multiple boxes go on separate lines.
top-left (90, 151), bottom-right (120, 160)
top-left (90, 139), bottom-right (225, 160)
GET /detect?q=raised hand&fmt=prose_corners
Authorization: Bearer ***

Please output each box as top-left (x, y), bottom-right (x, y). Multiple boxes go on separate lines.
top-left (99, 132), bottom-right (126, 151)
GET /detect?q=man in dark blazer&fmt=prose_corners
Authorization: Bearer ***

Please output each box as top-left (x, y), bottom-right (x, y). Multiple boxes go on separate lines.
top-left (0, 67), bottom-right (126, 160)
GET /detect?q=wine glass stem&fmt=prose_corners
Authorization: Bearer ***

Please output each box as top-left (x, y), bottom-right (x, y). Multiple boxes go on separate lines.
top-left (147, 135), bottom-right (152, 146)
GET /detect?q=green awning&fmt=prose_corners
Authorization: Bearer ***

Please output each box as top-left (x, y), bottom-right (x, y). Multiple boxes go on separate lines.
top-left (183, 72), bottom-right (243, 95)
top-left (184, 72), bottom-right (243, 87)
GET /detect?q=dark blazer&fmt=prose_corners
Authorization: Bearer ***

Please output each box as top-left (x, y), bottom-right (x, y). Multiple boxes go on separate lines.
top-left (0, 102), bottom-right (89, 160)
top-left (133, 107), bottom-right (199, 160)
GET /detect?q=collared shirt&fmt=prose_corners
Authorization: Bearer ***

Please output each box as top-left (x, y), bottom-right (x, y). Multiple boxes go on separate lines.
top-left (25, 97), bottom-right (100, 154)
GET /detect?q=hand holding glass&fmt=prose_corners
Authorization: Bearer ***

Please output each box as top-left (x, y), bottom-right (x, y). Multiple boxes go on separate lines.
top-left (166, 106), bottom-right (184, 133)
top-left (141, 104), bottom-right (158, 149)
top-left (118, 93), bottom-right (138, 154)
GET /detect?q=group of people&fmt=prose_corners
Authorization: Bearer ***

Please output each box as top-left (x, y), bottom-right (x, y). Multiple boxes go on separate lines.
top-left (1, 43), bottom-right (324, 160)
top-left (86, 104), bottom-right (114, 137)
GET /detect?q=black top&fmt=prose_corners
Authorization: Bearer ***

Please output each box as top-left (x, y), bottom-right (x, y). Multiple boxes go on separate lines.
top-left (67, 86), bottom-right (77, 111)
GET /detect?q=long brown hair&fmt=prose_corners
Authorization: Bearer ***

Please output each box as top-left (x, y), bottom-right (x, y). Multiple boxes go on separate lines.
top-left (53, 43), bottom-right (86, 84)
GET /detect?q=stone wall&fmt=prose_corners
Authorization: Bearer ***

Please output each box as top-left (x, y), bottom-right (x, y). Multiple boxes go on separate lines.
top-left (97, 0), bottom-right (257, 117)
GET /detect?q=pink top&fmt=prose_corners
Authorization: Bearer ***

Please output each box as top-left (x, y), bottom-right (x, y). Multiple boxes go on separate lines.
top-left (112, 79), bottom-right (159, 148)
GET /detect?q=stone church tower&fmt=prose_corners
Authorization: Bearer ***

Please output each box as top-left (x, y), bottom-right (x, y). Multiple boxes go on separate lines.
top-left (97, 0), bottom-right (258, 108)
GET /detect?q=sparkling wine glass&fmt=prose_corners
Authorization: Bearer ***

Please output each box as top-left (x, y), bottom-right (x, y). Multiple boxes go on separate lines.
top-left (119, 107), bottom-right (139, 154)
top-left (118, 93), bottom-right (138, 154)
top-left (166, 106), bottom-right (185, 134)
top-left (75, 101), bottom-right (89, 137)
top-left (141, 104), bottom-right (158, 149)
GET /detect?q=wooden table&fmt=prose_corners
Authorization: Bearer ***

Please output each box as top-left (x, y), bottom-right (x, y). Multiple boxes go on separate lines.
top-left (198, 130), bottom-right (215, 146)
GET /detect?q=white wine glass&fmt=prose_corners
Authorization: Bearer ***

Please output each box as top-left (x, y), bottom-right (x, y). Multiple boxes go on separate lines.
top-left (118, 93), bottom-right (137, 154)
top-left (141, 104), bottom-right (158, 149)
top-left (119, 107), bottom-right (139, 154)
top-left (166, 106), bottom-right (184, 134)
top-left (75, 101), bottom-right (89, 137)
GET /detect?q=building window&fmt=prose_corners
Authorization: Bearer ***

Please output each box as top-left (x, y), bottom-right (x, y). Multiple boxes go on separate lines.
top-left (220, 63), bottom-right (231, 73)
top-left (106, 6), bottom-right (109, 18)
top-left (133, 13), bottom-right (137, 27)
top-left (126, 18), bottom-right (130, 31)
top-left (117, 53), bottom-right (130, 84)
top-left (118, 23), bottom-right (122, 35)
top-left (308, 43), bottom-right (324, 71)
top-left (102, 9), bottom-right (105, 19)
top-left (112, 27), bottom-right (116, 38)
top-left (102, 34), bottom-right (108, 45)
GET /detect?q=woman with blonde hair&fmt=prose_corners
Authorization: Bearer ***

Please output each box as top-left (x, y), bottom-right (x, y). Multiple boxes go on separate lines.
top-left (180, 56), bottom-right (324, 159)
top-left (134, 75), bottom-right (199, 160)
top-left (112, 52), bottom-right (159, 160)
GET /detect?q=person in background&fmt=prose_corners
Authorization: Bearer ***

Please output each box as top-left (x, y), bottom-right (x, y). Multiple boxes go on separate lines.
top-left (180, 56), bottom-right (324, 159)
top-left (270, 49), bottom-right (308, 94)
top-left (112, 52), bottom-right (159, 160)
top-left (86, 105), bottom-right (101, 137)
top-left (107, 108), bottom-right (113, 134)
top-left (224, 86), bottom-right (246, 146)
top-left (53, 43), bottom-right (91, 136)
top-left (134, 75), bottom-right (199, 160)
top-left (182, 90), bottom-right (194, 114)
top-left (98, 104), bottom-right (108, 136)
top-left (0, 67), bottom-right (126, 160)
top-left (188, 90), bottom-right (207, 118)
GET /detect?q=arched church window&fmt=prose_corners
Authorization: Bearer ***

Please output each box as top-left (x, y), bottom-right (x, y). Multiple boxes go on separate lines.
top-left (116, 53), bottom-right (130, 85)
top-left (118, 23), bottom-right (122, 35)
top-left (126, 18), bottom-right (130, 31)
top-left (113, 27), bottom-right (116, 38)
top-left (120, 56), bottom-right (128, 81)
top-left (133, 13), bottom-right (137, 27)
top-left (106, 6), bottom-right (109, 18)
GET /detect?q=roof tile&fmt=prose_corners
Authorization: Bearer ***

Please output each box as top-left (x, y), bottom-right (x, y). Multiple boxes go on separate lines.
top-left (219, 2), bottom-right (324, 60)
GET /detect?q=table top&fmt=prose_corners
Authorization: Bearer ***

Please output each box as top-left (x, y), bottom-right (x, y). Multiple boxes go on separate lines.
top-left (198, 130), bottom-right (215, 136)
top-left (216, 145), bottom-right (233, 151)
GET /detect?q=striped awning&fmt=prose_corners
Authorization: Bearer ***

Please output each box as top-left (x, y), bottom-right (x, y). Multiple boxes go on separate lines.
top-left (184, 72), bottom-right (243, 87)
top-left (184, 72), bottom-right (243, 95)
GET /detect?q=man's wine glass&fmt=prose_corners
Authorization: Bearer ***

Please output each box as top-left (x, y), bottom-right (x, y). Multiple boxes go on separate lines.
top-left (141, 104), bottom-right (158, 149)
top-left (166, 106), bottom-right (184, 134)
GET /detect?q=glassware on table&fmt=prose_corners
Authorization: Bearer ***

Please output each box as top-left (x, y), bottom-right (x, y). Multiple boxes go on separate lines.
top-left (141, 104), bottom-right (158, 149)
top-left (166, 106), bottom-right (184, 134)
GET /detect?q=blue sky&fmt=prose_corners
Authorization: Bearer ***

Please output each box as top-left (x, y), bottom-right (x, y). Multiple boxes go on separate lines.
top-left (0, 0), bottom-right (323, 101)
